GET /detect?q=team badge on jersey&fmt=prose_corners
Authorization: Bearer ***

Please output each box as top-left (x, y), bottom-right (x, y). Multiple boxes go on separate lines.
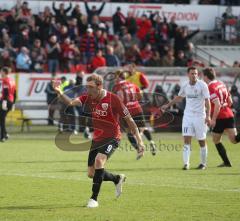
top-left (102, 103), bottom-right (109, 111)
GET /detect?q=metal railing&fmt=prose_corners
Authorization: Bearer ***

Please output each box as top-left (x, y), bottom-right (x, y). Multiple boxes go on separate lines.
top-left (194, 46), bottom-right (232, 67)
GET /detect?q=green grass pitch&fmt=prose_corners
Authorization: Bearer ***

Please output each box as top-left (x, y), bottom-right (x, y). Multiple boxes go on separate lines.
top-left (0, 127), bottom-right (239, 221)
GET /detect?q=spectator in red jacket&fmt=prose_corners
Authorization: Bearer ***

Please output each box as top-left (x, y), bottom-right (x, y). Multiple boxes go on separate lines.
top-left (90, 49), bottom-right (106, 72)
top-left (140, 43), bottom-right (153, 65)
top-left (137, 14), bottom-right (152, 42)
top-left (60, 38), bottom-right (80, 72)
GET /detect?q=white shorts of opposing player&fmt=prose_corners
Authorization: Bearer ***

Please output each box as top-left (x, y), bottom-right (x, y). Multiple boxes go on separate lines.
top-left (182, 116), bottom-right (207, 140)
top-left (182, 116), bottom-right (208, 169)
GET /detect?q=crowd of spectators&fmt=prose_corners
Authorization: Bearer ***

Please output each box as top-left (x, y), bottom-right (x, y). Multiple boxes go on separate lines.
top-left (0, 0), bottom-right (206, 73)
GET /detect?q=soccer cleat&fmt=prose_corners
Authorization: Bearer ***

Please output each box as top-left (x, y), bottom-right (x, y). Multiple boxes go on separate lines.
top-left (86, 198), bottom-right (99, 208)
top-left (150, 141), bottom-right (157, 156)
top-left (74, 130), bottom-right (78, 135)
top-left (196, 164), bottom-right (206, 170)
top-left (115, 174), bottom-right (126, 198)
top-left (5, 134), bottom-right (9, 140)
top-left (0, 138), bottom-right (6, 143)
top-left (84, 127), bottom-right (91, 139)
top-left (182, 164), bottom-right (190, 170)
top-left (58, 124), bottom-right (63, 133)
top-left (136, 148), bottom-right (144, 160)
top-left (217, 162), bottom-right (232, 167)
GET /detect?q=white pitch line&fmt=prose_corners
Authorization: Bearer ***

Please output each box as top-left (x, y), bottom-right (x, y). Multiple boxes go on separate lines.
top-left (1, 172), bottom-right (240, 193)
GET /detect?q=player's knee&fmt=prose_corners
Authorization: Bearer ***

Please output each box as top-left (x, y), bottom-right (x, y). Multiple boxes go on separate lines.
top-left (95, 157), bottom-right (104, 168)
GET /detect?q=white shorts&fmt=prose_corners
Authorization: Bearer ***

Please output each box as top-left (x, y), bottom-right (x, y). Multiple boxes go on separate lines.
top-left (182, 116), bottom-right (207, 140)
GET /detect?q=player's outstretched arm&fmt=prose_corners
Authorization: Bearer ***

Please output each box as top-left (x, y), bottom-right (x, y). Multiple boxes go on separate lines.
top-left (52, 81), bottom-right (81, 106)
top-left (162, 96), bottom-right (184, 111)
top-left (124, 114), bottom-right (145, 150)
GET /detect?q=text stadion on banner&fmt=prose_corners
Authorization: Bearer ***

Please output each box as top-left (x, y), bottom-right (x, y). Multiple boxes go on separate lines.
top-left (125, 4), bottom-right (217, 30)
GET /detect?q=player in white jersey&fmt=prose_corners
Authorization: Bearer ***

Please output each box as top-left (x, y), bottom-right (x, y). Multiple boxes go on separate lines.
top-left (162, 67), bottom-right (211, 170)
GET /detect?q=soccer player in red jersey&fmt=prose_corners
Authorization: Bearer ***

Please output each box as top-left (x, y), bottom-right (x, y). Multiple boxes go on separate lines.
top-left (203, 67), bottom-right (240, 167)
top-left (112, 71), bottom-right (157, 159)
top-left (53, 73), bottom-right (145, 208)
top-left (0, 67), bottom-right (16, 142)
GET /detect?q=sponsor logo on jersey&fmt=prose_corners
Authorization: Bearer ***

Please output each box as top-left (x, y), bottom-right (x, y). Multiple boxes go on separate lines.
top-left (95, 108), bottom-right (108, 117)
top-left (187, 94), bottom-right (198, 98)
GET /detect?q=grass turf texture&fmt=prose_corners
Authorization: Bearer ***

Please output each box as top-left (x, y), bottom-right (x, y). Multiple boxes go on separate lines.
top-left (0, 127), bottom-right (239, 221)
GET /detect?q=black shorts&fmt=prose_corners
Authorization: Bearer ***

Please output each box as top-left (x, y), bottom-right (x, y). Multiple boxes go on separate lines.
top-left (88, 138), bottom-right (120, 167)
top-left (121, 113), bottom-right (146, 130)
top-left (212, 117), bottom-right (235, 134)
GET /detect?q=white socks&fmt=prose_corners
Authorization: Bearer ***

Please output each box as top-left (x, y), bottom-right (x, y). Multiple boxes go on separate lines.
top-left (200, 146), bottom-right (208, 166)
top-left (183, 145), bottom-right (208, 167)
top-left (183, 144), bottom-right (191, 166)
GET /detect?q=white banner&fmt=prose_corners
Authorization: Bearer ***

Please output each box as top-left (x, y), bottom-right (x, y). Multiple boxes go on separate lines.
top-left (18, 73), bottom-right (76, 101)
top-left (0, 1), bottom-right (240, 30)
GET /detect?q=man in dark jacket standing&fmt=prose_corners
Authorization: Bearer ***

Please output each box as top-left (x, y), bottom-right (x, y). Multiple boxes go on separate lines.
top-left (84, 0), bottom-right (106, 24)
top-left (112, 7), bottom-right (125, 35)
top-left (52, 1), bottom-right (72, 25)
top-left (45, 78), bottom-right (58, 125)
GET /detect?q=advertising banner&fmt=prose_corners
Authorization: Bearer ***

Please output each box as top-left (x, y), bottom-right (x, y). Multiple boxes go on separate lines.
top-left (17, 73), bottom-right (76, 101)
